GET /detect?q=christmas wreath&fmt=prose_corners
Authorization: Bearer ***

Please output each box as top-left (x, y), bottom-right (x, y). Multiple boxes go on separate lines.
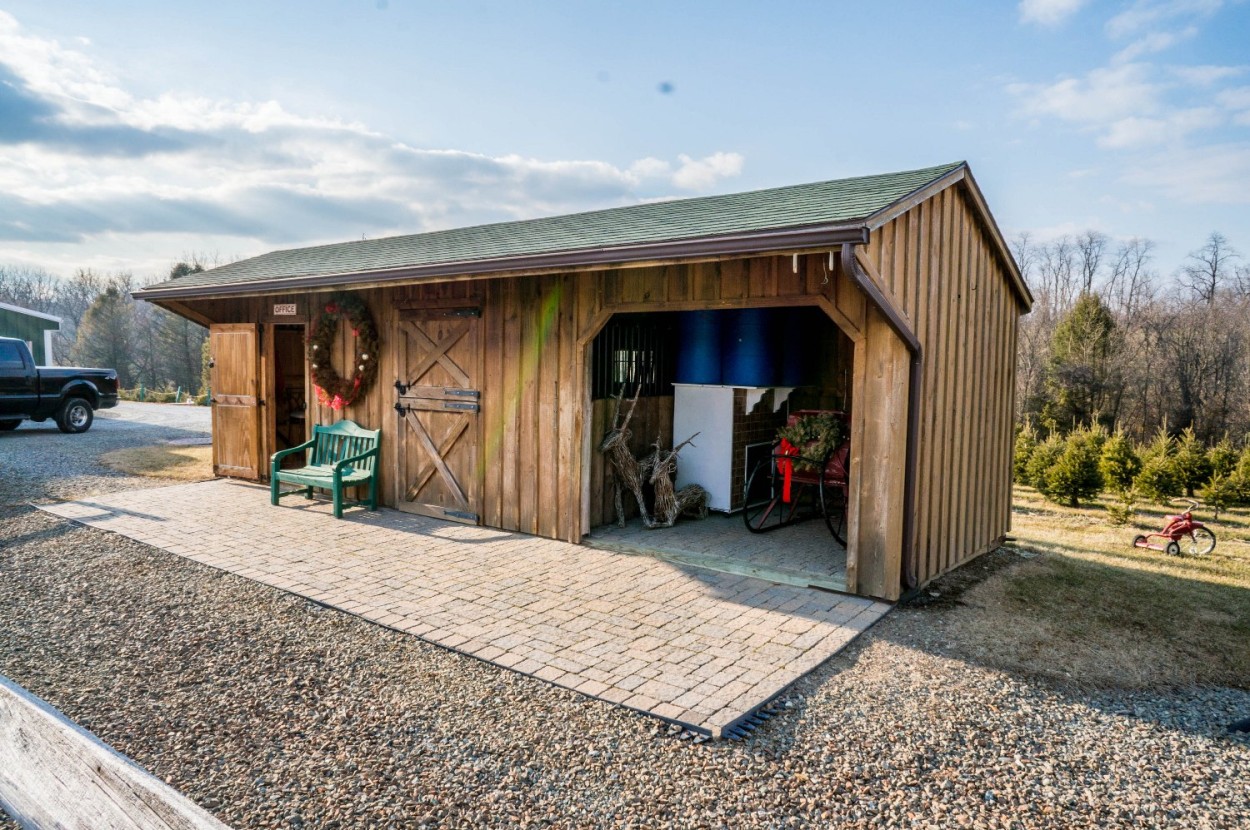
top-left (309, 293), bottom-right (379, 410)
top-left (777, 412), bottom-right (848, 472)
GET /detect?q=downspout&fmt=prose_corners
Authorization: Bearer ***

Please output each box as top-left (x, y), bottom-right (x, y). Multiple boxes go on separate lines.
top-left (840, 243), bottom-right (922, 592)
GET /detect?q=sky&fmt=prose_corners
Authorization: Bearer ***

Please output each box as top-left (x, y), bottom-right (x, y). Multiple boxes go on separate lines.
top-left (0, 0), bottom-right (1248, 284)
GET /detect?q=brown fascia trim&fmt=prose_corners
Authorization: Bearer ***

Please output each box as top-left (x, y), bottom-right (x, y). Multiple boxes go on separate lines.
top-left (863, 163), bottom-right (1035, 312)
top-left (132, 222), bottom-right (871, 301)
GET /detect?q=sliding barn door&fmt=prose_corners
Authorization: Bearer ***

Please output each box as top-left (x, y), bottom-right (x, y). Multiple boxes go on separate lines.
top-left (209, 323), bottom-right (262, 480)
top-left (394, 307), bottom-right (482, 524)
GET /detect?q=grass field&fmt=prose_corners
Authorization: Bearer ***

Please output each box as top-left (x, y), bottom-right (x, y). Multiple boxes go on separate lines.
top-left (934, 486), bottom-right (1250, 691)
top-left (99, 445), bottom-right (214, 482)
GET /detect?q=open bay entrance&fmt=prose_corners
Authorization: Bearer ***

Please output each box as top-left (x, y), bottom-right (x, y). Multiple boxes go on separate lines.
top-left (584, 306), bottom-right (854, 592)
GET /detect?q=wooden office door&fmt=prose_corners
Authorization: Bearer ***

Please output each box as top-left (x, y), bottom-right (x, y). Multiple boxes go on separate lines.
top-left (395, 307), bottom-right (481, 524)
top-left (209, 323), bottom-right (262, 480)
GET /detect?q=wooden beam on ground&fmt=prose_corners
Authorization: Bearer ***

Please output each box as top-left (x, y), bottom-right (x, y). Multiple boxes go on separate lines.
top-left (0, 674), bottom-right (232, 830)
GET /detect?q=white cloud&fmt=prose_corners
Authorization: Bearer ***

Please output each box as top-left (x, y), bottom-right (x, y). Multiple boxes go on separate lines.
top-left (1106, 0), bottom-right (1224, 38)
top-left (671, 152), bottom-right (745, 190)
top-left (1011, 63), bottom-right (1162, 124)
top-left (1019, 0), bottom-right (1088, 26)
top-left (1010, 57), bottom-right (1244, 145)
top-left (1111, 27), bottom-right (1196, 62)
top-left (1097, 107), bottom-right (1223, 148)
top-left (1219, 86), bottom-right (1250, 124)
top-left (0, 12), bottom-right (745, 275)
top-left (1124, 143), bottom-right (1250, 203)
top-left (1171, 64), bottom-right (1247, 86)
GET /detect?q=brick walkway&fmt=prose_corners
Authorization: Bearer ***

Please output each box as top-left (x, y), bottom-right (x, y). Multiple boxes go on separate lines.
top-left (40, 480), bottom-right (889, 737)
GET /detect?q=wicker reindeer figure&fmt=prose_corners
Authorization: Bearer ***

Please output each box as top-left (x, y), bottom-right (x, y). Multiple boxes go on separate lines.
top-left (598, 385), bottom-right (654, 528)
top-left (648, 433), bottom-right (709, 529)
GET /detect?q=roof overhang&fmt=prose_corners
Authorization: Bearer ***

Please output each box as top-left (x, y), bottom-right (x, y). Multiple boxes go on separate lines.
top-left (133, 223), bottom-right (870, 301)
top-left (864, 164), bottom-right (1033, 311)
top-left (0, 302), bottom-right (62, 325)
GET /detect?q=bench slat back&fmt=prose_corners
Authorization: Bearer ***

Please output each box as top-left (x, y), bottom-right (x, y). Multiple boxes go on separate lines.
top-left (310, 420), bottom-right (380, 471)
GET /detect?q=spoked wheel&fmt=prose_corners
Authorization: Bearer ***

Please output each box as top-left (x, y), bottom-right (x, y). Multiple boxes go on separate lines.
top-left (1132, 534), bottom-right (1148, 549)
top-left (1184, 526), bottom-right (1216, 556)
top-left (820, 478), bottom-right (847, 546)
top-left (743, 457), bottom-right (807, 533)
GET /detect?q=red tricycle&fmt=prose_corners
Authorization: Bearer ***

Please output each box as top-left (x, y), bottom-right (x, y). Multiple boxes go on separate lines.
top-left (1132, 499), bottom-right (1217, 557)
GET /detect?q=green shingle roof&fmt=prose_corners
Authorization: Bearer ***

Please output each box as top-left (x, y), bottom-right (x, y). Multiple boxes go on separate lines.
top-left (140, 161), bottom-right (965, 295)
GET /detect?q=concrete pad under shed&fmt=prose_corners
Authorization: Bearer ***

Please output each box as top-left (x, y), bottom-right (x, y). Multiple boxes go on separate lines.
top-left (40, 479), bottom-right (889, 737)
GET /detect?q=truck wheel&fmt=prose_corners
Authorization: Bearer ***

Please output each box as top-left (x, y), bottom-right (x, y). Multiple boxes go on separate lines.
top-left (56, 397), bottom-right (94, 433)
top-left (0, 419), bottom-right (20, 431)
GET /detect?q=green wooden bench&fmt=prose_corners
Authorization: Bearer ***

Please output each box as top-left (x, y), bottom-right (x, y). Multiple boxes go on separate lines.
top-left (270, 420), bottom-right (381, 519)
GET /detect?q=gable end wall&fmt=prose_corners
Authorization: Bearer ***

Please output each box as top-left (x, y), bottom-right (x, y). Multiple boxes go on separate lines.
top-left (865, 182), bottom-right (1023, 588)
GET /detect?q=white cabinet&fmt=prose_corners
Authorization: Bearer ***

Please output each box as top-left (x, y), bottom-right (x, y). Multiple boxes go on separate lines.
top-left (672, 384), bottom-right (791, 512)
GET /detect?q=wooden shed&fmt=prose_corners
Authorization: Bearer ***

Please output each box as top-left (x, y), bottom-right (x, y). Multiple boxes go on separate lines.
top-left (135, 161), bottom-right (1032, 601)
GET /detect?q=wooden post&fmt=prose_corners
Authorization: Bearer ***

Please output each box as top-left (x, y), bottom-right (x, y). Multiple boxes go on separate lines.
top-left (0, 675), bottom-right (232, 830)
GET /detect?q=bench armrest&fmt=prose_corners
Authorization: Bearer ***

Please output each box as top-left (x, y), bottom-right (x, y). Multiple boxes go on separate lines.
top-left (333, 445), bottom-right (379, 475)
top-left (271, 437), bottom-right (317, 471)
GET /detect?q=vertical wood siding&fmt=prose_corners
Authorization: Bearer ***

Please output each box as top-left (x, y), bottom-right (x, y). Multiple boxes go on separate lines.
top-left (864, 183), bottom-right (1025, 589)
top-left (179, 181), bottom-right (1024, 600)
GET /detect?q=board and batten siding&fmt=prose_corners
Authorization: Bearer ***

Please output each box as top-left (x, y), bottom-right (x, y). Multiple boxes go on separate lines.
top-left (179, 252), bottom-right (916, 598)
top-left (177, 181), bottom-right (1025, 600)
top-left (862, 181), bottom-right (1025, 589)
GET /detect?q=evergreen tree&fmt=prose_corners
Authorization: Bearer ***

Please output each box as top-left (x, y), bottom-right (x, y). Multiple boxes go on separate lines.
top-left (1043, 428), bottom-right (1104, 507)
top-left (73, 281), bottom-right (137, 386)
top-left (1203, 474), bottom-right (1237, 518)
top-left (1025, 434), bottom-right (1065, 492)
top-left (1014, 421), bottom-right (1038, 483)
top-left (1207, 437), bottom-right (1239, 479)
top-left (1134, 426), bottom-right (1179, 504)
top-left (1043, 293), bottom-right (1121, 430)
top-left (1099, 429), bottom-right (1141, 493)
top-left (1172, 427), bottom-right (1211, 497)
top-left (1232, 445), bottom-right (1250, 502)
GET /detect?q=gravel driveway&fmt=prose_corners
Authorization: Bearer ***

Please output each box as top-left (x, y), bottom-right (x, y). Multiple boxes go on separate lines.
top-left (2, 407), bottom-right (1249, 828)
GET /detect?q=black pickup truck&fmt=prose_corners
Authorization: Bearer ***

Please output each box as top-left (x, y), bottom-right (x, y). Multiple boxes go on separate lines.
top-left (0, 336), bottom-right (118, 433)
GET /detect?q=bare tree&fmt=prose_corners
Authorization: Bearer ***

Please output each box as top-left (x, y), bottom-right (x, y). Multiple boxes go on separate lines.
top-left (1076, 230), bottom-right (1108, 295)
top-left (1178, 232), bottom-right (1239, 305)
top-left (1102, 237), bottom-right (1156, 317)
top-left (1011, 231), bottom-right (1037, 284)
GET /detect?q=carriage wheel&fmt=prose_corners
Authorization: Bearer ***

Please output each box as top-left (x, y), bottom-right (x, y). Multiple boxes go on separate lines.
top-left (743, 458), bottom-right (805, 533)
top-left (821, 479), bottom-right (847, 546)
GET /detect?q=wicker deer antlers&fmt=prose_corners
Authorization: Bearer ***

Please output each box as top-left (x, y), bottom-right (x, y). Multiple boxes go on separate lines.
top-left (648, 433), bottom-right (709, 528)
top-left (598, 385), bottom-right (655, 528)
top-left (598, 385), bottom-right (710, 530)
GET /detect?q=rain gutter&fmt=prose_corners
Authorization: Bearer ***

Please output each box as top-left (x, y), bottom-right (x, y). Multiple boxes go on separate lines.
top-left (134, 223), bottom-right (871, 301)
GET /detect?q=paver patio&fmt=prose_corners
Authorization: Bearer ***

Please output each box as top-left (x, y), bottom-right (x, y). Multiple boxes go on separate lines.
top-left (586, 512), bottom-right (847, 592)
top-left (40, 479), bottom-right (889, 737)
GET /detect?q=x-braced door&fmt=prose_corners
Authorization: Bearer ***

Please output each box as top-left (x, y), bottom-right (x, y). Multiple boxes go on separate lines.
top-left (394, 306), bottom-right (482, 524)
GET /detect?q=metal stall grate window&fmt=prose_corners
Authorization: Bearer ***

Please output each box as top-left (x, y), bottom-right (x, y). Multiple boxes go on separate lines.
top-left (591, 313), bottom-right (678, 399)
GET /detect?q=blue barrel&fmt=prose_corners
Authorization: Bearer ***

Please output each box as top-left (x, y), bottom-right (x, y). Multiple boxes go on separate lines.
top-left (777, 308), bottom-right (814, 386)
top-left (675, 310), bottom-right (723, 384)
top-left (721, 308), bottom-right (776, 387)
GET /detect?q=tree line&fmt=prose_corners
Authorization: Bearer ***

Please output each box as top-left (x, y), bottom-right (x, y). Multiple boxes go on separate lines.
top-left (0, 261), bottom-right (209, 395)
top-left (1012, 229), bottom-right (1250, 511)
top-left (1014, 229), bottom-right (1250, 446)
